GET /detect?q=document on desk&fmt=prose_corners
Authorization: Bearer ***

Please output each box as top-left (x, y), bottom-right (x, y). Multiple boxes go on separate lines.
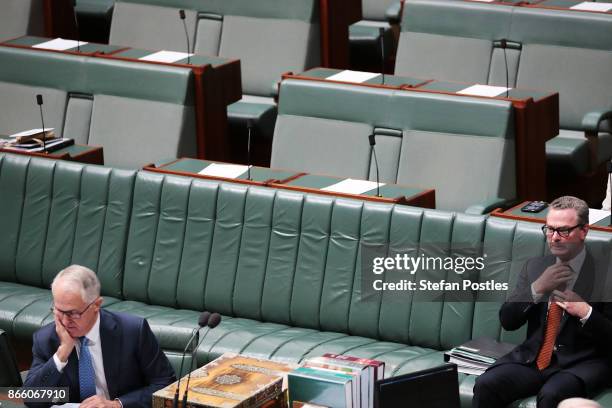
top-left (589, 208), bottom-right (610, 225)
top-left (322, 178), bottom-right (385, 195)
top-left (457, 84), bottom-right (510, 97)
top-left (326, 70), bottom-right (381, 83)
top-left (139, 50), bottom-right (194, 63)
top-left (570, 2), bottom-right (612, 12)
top-left (198, 163), bottom-right (250, 179)
top-left (32, 38), bottom-right (88, 51)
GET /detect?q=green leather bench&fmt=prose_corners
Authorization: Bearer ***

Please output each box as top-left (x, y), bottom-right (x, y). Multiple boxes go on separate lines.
top-left (109, 0), bottom-right (322, 143)
top-left (1, 152), bottom-right (611, 407)
top-left (270, 78), bottom-right (517, 213)
top-left (0, 46), bottom-right (197, 169)
top-left (396, 0), bottom-right (612, 202)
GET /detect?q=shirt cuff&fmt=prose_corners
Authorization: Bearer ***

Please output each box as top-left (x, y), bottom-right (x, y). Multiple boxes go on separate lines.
top-left (530, 283), bottom-right (543, 303)
top-left (115, 398), bottom-right (123, 408)
top-left (53, 353), bottom-right (68, 372)
top-left (580, 305), bottom-right (593, 325)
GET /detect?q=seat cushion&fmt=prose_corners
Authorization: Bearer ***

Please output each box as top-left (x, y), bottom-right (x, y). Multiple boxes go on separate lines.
top-left (0, 282), bottom-right (49, 336)
top-left (349, 20), bottom-right (393, 47)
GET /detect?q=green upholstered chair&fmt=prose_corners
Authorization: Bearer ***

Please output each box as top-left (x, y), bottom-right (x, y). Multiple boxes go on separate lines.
top-left (270, 78), bottom-right (517, 212)
top-left (109, 0), bottom-right (322, 142)
top-left (0, 46), bottom-right (197, 169)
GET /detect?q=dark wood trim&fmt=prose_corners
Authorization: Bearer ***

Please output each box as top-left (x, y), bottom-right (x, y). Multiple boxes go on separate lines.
top-left (0, 145), bottom-right (104, 165)
top-left (491, 202), bottom-right (612, 233)
top-left (43, 0), bottom-right (78, 39)
top-left (318, 0), bottom-right (362, 69)
top-left (0, 41), bottom-right (130, 58)
top-left (142, 165), bottom-right (274, 186)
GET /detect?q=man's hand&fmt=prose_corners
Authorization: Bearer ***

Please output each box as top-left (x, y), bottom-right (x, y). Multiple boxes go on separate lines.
top-left (54, 314), bottom-right (76, 363)
top-left (554, 290), bottom-right (591, 319)
top-left (80, 396), bottom-right (121, 408)
top-left (532, 263), bottom-right (574, 294)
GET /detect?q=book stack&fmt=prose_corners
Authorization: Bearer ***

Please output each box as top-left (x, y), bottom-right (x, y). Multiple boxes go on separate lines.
top-left (444, 338), bottom-right (515, 376)
top-left (288, 354), bottom-right (385, 408)
top-left (152, 353), bottom-right (296, 408)
top-left (1, 128), bottom-right (74, 153)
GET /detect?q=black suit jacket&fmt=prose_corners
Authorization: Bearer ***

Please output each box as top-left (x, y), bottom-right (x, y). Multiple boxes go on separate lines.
top-left (495, 252), bottom-right (612, 391)
top-left (24, 309), bottom-right (176, 408)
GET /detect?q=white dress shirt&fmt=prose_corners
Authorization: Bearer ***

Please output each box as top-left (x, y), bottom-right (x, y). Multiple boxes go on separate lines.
top-left (53, 314), bottom-right (111, 399)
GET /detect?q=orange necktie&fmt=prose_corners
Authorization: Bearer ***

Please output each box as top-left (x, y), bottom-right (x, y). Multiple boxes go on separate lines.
top-left (535, 301), bottom-right (563, 370)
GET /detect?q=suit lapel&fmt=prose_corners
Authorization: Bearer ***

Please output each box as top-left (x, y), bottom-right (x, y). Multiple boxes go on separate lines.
top-left (559, 252), bottom-right (595, 333)
top-left (99, 310), bottom-right (121, 399)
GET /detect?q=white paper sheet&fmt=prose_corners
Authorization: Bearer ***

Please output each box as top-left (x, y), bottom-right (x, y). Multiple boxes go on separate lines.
top-left (139, 50), bottom-right (194, 63)
top-left (589, 208), bottom-right (610, 225)
top-left (32, 38), bottom-right (88, 51)
top-left (570, 2), bottom-right (612, 12)
top-left (10, 128), bottom-right (55, 138)
top-left (198, 163), bottom-right (250, 179)
top-left (326, 70), bottom-right (381, 83)
top-left (457, 84), bottom-right (510, 97)
top-left (321, 178), bottom-right (385, 195)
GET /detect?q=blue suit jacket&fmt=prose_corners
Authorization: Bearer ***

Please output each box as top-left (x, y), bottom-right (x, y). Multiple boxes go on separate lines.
top-left (24, 309), bottom-right (176, 408)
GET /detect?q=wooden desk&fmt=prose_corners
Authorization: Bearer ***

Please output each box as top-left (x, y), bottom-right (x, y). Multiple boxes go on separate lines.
top-left (144, 158), bottom-right (436, 208)
top-left (0, 137), bottom-right (104, 165)
top-left (529, 0), bottom-right (612, 13)
top-left (2, 35), bottom-right (126, 56)
top-left (284, 68), bottom-right (560, 202)
top-left (144, 158), bottom-right (301, 187)
top-left (491, 201), bottom-right (612, 233)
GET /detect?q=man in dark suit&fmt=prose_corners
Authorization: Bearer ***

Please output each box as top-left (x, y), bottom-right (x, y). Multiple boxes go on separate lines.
top-left (473, 196), bottom-right (612, 408)
top-left (24, 265), bottom-right (176, 408)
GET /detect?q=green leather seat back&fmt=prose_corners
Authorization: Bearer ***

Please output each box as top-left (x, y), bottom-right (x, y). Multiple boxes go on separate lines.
top-left (0, 0), bottom-right (44, 42)
top-left (272, 78), bottom-right (516, 211)
top-left (396, 0), bottom-right (514, 84)
top-left (511, 6), bottom-right (612, 132)
top-left (0, 153), bottom-right (135, 297)
top-left (0, 46), bottom-right (197, 169)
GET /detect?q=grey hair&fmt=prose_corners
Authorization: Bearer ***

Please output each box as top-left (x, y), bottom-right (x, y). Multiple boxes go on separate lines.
top-left (51, 265), bottom-right (101, 303)
top-left (550, 196), bottom-right (589, 225)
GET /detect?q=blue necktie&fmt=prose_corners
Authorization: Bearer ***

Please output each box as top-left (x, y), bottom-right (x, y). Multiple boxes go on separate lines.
top-left (79, 337), bottom-right (96, 401)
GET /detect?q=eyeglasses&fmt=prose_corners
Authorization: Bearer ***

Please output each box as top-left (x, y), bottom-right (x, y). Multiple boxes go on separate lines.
top-left (51, 299), bottom-right (97, 320)
top-left (541, 224), bottom-right (584, 238)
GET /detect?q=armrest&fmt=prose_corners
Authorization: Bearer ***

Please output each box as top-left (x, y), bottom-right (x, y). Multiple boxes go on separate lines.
top-left (385, 1), bottom-right (403, 24)
top-left (582, 110), bottom-right (612, 134)
top-left (465, 197), bottom-right (513, 215)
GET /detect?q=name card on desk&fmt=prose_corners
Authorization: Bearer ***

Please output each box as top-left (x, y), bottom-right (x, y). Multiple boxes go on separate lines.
top-left (139, 50), bottom-right (194, 63)
top-left (457, 84), bottom-right (510, 98)
top-left (326, 70), bottom-right (381, 83)
top-left (570, 2), bottom-right (612, 12)
top-left (32, 38), bottom-right (88, 51)
top-left (322, 178), bottom-right (385, 195)
top-left (198, 163), bottom-right (250, 179)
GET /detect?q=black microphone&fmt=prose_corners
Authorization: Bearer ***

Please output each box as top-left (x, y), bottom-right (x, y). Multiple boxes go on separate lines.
top-left (369, 134), bottom-right (381, 197)
top-left (182, 313), bottom-right (221, 407)
top-left (36, 94), bottom-right (47, 153)
top-left (72, 0), bottom-right (81, 52)
top-left (246, 120), bottom-right (254, 181)
top-left (178, 10), bottom-right (191, 65)
top-left (173, 311), bottom-right (210, 408)
top-left (379, 27), bottom-right (386, 85)
top-left (499, 39), bottom-right (509, 98)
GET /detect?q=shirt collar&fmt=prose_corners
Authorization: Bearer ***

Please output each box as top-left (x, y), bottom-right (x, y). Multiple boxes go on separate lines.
top-left (84, 313), bottom-right (101, 346)
top-left (556, 245), bottom-right (586, 284)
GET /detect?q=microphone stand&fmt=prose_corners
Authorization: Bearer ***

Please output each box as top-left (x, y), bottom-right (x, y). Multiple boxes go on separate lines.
top-left (369, 134), bottom-right (381, 197)
top-left (379, 27), bottom-right (385, 85)
top-left (36, 95), bottom-right (47, 154)
top-left (179, 10), bottom-right (191, 65)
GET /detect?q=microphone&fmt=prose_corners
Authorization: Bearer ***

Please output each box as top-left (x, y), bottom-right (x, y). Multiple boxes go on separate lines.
top-left (379, 27), bottom-right (386, 85)
top-left (36, 94), bottom-right (47, 154)
top-left (179, 10), bottom-right (191, 65)
top-left (182, 313), bottom-right (221, 407)
top-left (498, 39), bottom-right (509, 98)
top-left (369, 134), bottom-right (381, 197)
top-left (72, 0), bottom-right (80, 52)
top-left (246, 120), bottom-right (254, 180)
top-left (173, 311), bottom-right (210, 408)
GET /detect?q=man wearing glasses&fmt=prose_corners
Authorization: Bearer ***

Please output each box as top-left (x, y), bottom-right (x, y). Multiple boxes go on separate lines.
top-left (24, 265), bottom-right (175, 408)
top-left (473, 196), bottom-right (612, 408)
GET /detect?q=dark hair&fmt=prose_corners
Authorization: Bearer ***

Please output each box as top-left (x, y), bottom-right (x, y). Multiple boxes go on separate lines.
top-left (550, 196), bottom-right (589, 226)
